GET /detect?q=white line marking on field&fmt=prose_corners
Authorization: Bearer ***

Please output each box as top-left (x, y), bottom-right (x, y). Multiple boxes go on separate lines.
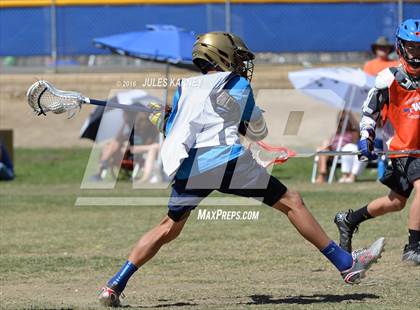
top-left (75, 197), bottom-right (263, 206)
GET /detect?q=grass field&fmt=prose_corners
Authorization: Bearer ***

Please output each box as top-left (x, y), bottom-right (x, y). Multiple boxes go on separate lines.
top-left (1, 148), bottom-right (419, 309)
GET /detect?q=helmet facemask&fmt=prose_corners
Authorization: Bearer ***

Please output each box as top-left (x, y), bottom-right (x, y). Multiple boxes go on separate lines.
top-left (397, 38), bottom-right (420, 76)
top-left (233, 50), bottom-right (255, 81)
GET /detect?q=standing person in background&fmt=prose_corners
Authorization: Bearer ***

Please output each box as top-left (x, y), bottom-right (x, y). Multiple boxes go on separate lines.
top-left (364, 36), bottom-right (399, 76)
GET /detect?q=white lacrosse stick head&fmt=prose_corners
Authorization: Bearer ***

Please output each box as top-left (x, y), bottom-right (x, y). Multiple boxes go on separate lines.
top-left (249, 141), bottom-right (296, 167)
top-left (26, 80), bottom-right (83, 118)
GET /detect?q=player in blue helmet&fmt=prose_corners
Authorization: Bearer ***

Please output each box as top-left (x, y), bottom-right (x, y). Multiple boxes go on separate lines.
top-left (98, 32), bottom-right (385, 307)
top-left (396, 19), bottom-right (420, 77)
top-left (335, 19), bottom-right (420, 266)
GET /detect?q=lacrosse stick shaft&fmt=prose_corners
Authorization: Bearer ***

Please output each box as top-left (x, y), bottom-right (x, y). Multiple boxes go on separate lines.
top-left (87, 98), bottom-right (154, 113)
top-left (316, 150), bottom-right (420, 156)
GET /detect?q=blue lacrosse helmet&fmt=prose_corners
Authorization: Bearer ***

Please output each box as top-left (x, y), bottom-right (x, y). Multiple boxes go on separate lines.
top-left (396, 19), bottom-right (420, 76)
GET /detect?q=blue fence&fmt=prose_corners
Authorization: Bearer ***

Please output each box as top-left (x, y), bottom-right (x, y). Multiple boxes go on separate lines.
top-left (1, 2), bottom-right (419, 56)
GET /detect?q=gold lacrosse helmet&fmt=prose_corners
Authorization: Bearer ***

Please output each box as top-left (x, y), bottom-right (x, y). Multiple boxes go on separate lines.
top-left (192, 32), bottom-right (255, 80)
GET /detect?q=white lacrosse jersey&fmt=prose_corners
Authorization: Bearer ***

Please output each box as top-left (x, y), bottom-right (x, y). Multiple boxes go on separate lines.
top-left (161, 72), bottom-right (262, 177)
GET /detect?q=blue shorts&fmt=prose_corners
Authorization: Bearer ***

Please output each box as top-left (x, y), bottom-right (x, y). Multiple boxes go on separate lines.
top-left (168, 150), bottom-right (288, 221)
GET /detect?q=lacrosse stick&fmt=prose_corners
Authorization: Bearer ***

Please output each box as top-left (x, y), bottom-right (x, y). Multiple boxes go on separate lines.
top-left (26, 80), bottom-right (154, 118)
top-left (316, 150), bottom-right (420, 156)
top-left (249, 141), bottom-right (420, 167)
top-left (249, 141), bottom-right (297, 167)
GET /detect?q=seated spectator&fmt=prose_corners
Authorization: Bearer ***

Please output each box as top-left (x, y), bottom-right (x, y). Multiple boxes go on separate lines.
top-left (339, 143), bottom-right (365, 183)
top-left (0, 140), bottom-right (14, 181)
top-left (316, 112), bottom-right (366, 183)
top-left (93, 110), bottom-right (160, 182)
top-left (363, 36), bottom-right (399, 76)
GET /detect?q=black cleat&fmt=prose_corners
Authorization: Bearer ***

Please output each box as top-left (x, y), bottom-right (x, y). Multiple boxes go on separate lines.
top-left (334, 210), bottom-right (358, 253)
top-left (402, 242), bottom-right (420, 266)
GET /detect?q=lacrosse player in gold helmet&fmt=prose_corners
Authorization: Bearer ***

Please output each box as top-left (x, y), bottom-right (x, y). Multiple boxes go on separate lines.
top-left (99, 32), bottom-right (385, 307)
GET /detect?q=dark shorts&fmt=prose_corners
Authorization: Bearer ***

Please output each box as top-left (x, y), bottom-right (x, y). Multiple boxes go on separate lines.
top-left (167, 150), bottom-right (288, 221)
top-left (380, 157), bottom-right (420, 198)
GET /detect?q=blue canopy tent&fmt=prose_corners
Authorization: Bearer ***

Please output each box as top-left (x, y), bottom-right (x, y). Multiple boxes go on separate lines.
top-left (94, 24), bottom-right (195, 63)
top-left (93, 25), bottom-right (196, 98)
top-left (94, 24), bottom-right (195, 66)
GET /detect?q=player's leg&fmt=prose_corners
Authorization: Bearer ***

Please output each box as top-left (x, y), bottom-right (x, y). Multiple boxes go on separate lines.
top-left (272, 190), bottom-right (330, 250)
top-left (128, 213), bottom-right (190, 266)
top-left (99, 173), bottom-right (212, 306)
top-left (403, 179), bottom-right (420, 265)
top-left (367, 191), bottom-right (408, 216)
top-left (270, 188), bottom-right (385, 283)
top-left (335, 191), bottom-right (407, 253)
top-left (335, 157), bottom-right (413, 252)
top-left (270, 189), bottom-right (384, 284)
top-left (226, 152), bottom-right (384, 284)
top-left (113, 214), bottom-right (190, 288)
top-left (221, 153), bottom-right (334, 253)
top-left (99, 214), bottom-right (190, 307)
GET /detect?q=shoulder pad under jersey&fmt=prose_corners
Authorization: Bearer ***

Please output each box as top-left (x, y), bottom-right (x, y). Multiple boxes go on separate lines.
top-left (374, 67), bottom-right (396, 89)
top-left (393, 66), bottom-right (419, 90)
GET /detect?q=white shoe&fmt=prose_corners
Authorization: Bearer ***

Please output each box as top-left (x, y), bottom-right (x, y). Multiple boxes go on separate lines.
top-left (341, 237), bottom-right (385, 284)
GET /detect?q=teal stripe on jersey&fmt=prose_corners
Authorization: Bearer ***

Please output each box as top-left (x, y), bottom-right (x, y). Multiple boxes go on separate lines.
top-left (166, 74), bottom-right (262, 179)
top-left (176, 145), bottom-right (245, 179)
